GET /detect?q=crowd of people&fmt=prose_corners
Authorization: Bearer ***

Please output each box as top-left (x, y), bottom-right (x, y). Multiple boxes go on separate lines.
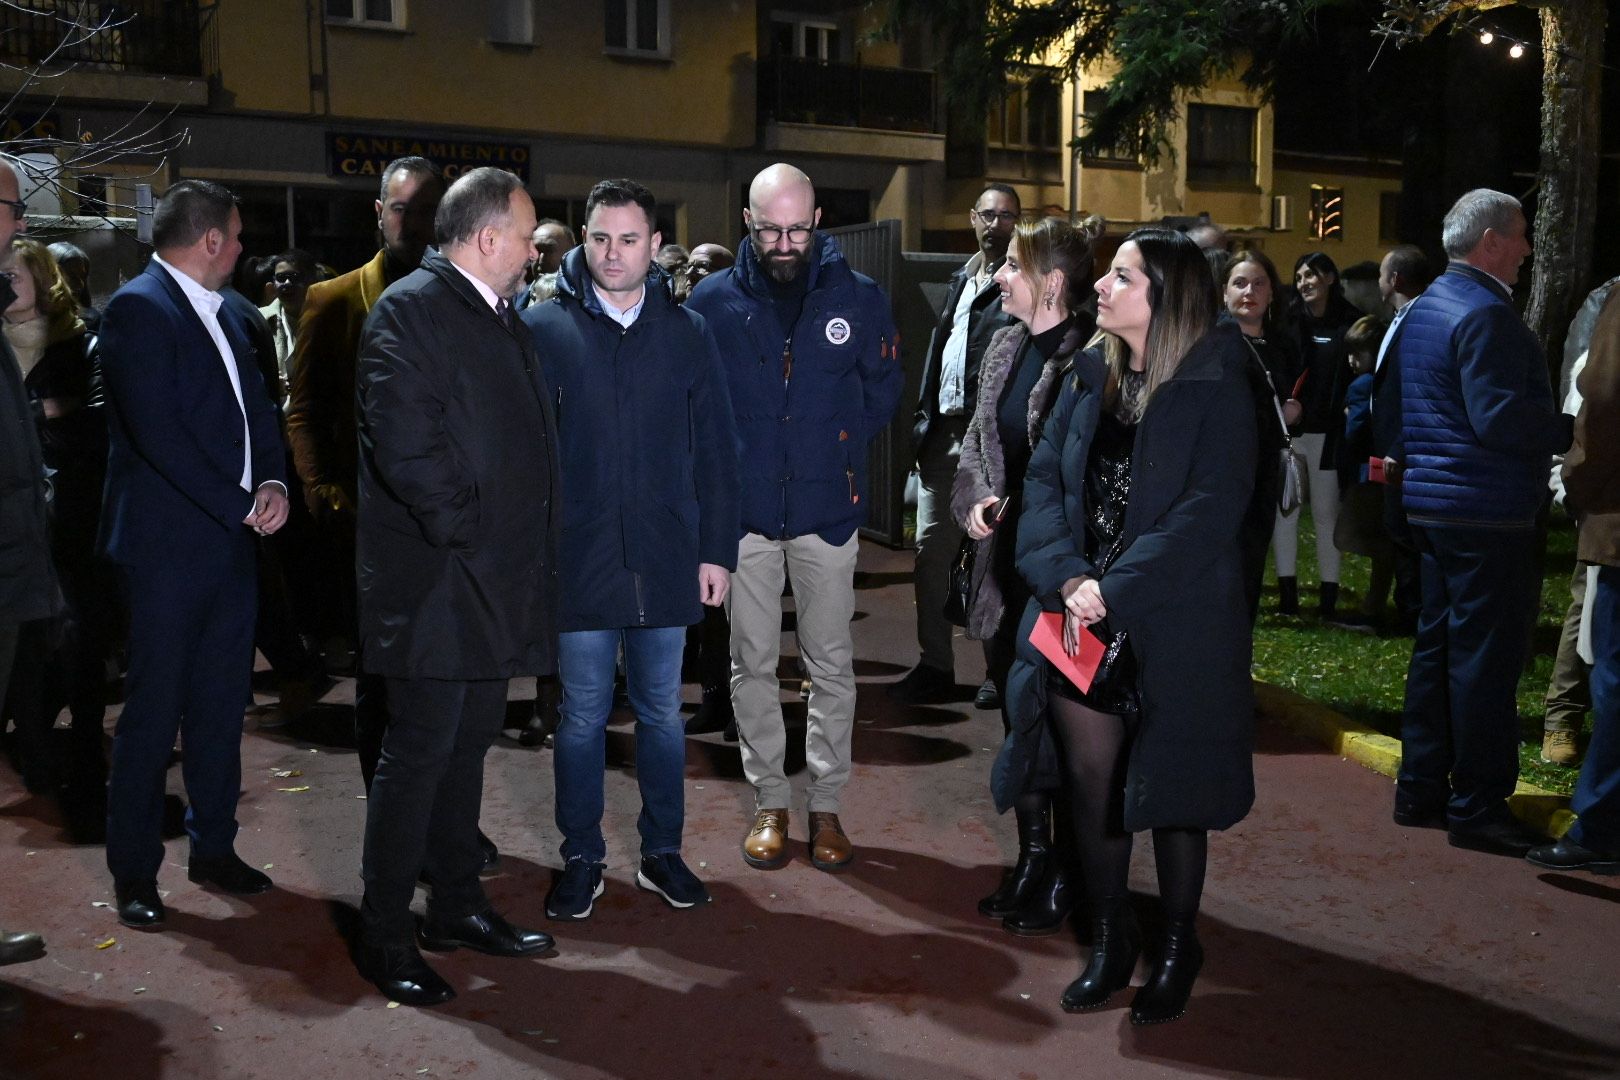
top-left (0, 150), bottom-right (1616, 1027)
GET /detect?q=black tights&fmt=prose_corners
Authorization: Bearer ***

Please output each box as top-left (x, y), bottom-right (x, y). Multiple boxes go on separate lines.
top-left (1048, 692), bottom-right (1207, 922)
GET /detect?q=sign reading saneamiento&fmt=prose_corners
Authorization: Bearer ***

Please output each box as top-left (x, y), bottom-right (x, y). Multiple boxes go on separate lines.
top-left (327, 133), bottom-right (530, 182)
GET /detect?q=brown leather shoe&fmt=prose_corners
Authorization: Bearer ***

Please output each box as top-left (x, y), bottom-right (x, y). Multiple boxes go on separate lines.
top-left (742, 808), bottom-right (790, 869)
top-left (808, 812), bottom-right (854, 871)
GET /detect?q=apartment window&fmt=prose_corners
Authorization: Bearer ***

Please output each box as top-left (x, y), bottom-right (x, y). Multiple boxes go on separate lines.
top-left (325, 0), bottom-right (403, 29)
top-left (770, 17), bottom-right (842, 61)
top-left (605, 0), bottom-right (670, 58)
top-left (1186, 104), bottom-right (1255, 186)
top-left (987, 69), bottom-right (1063, 182)
top-left (1310, 184), bottom-right (1345, 240)
top-left (488, 0), bottom-right (533, 45)
top-left (1379, 190), bottom-right (1401, 244)
top-left (1081, 89), bottom-right (1136, 165)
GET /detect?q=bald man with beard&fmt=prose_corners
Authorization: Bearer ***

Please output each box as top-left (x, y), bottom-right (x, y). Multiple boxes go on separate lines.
top-left (685, 163), bottom-right (903, 873)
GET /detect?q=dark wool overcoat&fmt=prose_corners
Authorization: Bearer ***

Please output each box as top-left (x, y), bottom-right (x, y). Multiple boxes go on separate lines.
top-left (355, 248), bottom-right (561, 681)
top-left (998, 321), bottom-right (1259, 831)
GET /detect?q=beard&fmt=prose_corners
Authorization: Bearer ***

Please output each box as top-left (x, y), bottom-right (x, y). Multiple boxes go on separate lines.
top-left (763, 248), bottom-right (809, 284)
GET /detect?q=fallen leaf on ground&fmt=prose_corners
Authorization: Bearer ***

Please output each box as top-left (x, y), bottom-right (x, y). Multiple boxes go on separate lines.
top-left (95, 938), bottom-right (116, 950)
top-left (277, 786), bottom-right (311, 793)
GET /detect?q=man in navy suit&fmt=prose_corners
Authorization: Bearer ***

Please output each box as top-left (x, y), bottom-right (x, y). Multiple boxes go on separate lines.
top-left (99, 180), bottom-right (290, 927)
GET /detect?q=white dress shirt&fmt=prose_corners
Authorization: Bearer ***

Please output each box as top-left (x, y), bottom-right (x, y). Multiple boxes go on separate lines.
top-left (154, 254), bottom-right (252, 491)
top-left (450, 259), bottom-right (504, 312)
top-left (938, 252), bottom-right (988, 416)
top-left (592, 282), bottom-right (646, 329)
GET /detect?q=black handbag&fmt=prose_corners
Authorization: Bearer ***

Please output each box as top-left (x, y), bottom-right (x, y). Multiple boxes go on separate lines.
top-left (942, 534), bottom-right (976, 628)
top-left (1077, 532), bottom-right (1140, 723)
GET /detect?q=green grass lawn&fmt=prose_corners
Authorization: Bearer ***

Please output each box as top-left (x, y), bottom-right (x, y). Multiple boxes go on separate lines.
top-left (1252, 503), bottom-right (1587, 796)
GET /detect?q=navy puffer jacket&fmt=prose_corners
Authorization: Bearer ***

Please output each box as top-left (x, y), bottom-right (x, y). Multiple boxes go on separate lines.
top-left (1397, 263), bottom-right (1570, 528)
top-left (685, 234), bottom-right (903, 545)
top-left (523, 249), bottom-right (740, 632)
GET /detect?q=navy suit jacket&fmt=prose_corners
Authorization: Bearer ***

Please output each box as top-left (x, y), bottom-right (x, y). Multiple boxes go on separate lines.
top-left (98, 259), bottom-right (285, 569)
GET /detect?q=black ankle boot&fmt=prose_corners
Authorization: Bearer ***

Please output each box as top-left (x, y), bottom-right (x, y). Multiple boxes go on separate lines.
top-left (1002, 860), bottom-right (1074, 937)
top-left (1277, 576), bottom-right (1299, 616)
top-left (1129, 919), bottom-right (1203, 1025)
top-left (1060, 900), bottom-right (1142, 1011)
top-left (978, 805), bottom-right (1052, 919)
top-left (1318, 581), bottom-right (1339, 620)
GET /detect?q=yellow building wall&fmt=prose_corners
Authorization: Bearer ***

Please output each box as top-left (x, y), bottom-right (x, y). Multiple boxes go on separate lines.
top-left (219, 1), bottom-right (757, 149)
top-left (1265, 166), bottom-right (1402, 275)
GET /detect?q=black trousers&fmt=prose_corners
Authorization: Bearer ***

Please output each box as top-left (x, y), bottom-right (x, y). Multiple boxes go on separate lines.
top-left (359, 675), bottom-right (505, 944)
top-left (106, 545), bottom-right (257, 885)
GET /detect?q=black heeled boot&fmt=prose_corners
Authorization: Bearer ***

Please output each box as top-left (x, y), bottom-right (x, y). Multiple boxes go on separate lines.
top-left (1060, 899), bottom-right (1142, 1011)
top-left (1002, 858), bottom-right (1075, 937)
top-left (977, 803), bottom-right (1051, 918)
top-left (1318, 581), bottom-right (1339, 621)
top-left (1129, 919), bottom-right (1204, 1025)
top-left (1277, 576), bottom-right (1299, 616)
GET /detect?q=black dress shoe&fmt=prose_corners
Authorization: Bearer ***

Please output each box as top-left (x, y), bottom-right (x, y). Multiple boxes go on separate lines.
top-left (356, 941), bottom-right (455, 1007)
top-left (1448, 812), bottom-right (1545, 858)
top-left (418, 909), bottom-right (553, 957)
top-left (974, 679), bottom-right (1000, 711)
top-left (1392, 804), bottom-right (1447, 830)
top-left (478, 831), bottom-right (500, 872)
top-left (188, 852), bottom-right (273, 895)
top-left (1526, 836), bottom-right (1620, 875)
top-left (887, 664), bottom-right (955, 704)
top-left (0, 931), bottom-right (44, 967)
top-left (0, 981), bottom-right (21, 1020)
top-left (115, 881), bottom-right (165, 928)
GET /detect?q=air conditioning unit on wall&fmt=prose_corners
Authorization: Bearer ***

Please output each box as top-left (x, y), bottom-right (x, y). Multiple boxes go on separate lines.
top-left (1271, 195), bottom-right (1292, 232)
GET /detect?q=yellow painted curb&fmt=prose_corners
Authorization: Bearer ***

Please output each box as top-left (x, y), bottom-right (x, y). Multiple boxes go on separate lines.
top-left (1255, 682), bottom-right (1572, 838)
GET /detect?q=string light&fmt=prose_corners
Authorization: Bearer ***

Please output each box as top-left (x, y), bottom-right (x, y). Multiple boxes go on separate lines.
top-left (1479, 30), bottom-right (1493, 44)
top-left (1509, 42), bottom-right (1526, 58)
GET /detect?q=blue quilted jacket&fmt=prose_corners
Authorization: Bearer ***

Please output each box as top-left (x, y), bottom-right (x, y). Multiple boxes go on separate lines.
top-left (1397, 263), bottom-right (1568, 527)
top-left (685, 234), bottom-right (903, 545)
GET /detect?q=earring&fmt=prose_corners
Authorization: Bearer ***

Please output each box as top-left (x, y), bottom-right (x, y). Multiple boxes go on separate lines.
top-left (1044, 294), bottom-right (1054, 310)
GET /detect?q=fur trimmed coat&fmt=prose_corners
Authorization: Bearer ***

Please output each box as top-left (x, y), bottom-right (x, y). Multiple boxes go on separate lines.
top-left (949, 320), bottom-right (1086, 640)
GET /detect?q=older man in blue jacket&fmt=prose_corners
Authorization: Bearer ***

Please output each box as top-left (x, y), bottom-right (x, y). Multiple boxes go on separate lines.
top-left (686, 163), bottom-right (903, 872)
top-left (1395, 188), bottom-right (1572, 856)
top-left (525, 179), bottom-right (739, 917)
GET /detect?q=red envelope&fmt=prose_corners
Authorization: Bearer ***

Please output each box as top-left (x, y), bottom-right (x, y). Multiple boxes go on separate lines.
top-left (1029, 611), bottom-right (1105, 694)
top-left (1368, 456), bottom-right (1386, 484)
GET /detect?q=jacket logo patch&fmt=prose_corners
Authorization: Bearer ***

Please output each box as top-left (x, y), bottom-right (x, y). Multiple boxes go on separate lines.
top-left (825, 317), bottom-right (851, 345)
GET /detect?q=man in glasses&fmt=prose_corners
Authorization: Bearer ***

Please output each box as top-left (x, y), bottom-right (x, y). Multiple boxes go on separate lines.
top-left (893, 184), bottom-right (1021, 709)
top-left (685, 162), bottom-right (903, 873)
top-left (258, 249), bottom-right (316, 410)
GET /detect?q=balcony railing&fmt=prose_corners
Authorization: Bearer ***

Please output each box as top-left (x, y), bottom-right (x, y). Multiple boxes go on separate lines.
top-left (0, 1), bottom-right (204, 79)
top-left (758, 56), bottom-right (937, 134)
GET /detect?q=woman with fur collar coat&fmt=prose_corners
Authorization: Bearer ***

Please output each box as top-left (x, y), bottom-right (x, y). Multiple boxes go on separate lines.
top-left (949, 216), bottom-right (1097, 937)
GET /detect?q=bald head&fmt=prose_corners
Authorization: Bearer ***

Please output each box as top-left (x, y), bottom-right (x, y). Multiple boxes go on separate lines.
top-left (745, 163), bottom-right (819, 284)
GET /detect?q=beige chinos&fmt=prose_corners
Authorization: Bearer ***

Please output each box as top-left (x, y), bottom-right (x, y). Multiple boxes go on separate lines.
top-left (728, 530), bottom-right (859, 812)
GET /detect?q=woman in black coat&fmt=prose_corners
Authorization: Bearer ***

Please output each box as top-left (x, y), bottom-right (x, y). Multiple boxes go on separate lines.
top-left (1012, 227), bottom-right (1258, 1024)
top-left (1221, 249), bottom-right (1300, 624)
top-left (1277, 251), bottom-right (1360, 618)
top-left (4, 237), bottom-right (108, 805)
top-left (952, 216), bottom-right (1097, 935)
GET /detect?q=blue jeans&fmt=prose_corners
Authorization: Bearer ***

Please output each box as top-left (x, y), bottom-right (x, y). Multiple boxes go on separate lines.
top-left (555, 626), bottom-right (687, 864)
top-left (1570, 566), bottom-right (1620, 851)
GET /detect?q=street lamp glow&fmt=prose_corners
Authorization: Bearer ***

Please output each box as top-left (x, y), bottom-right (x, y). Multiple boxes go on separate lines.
top-left (1479, 30), bottom-right (1494, 44)
top-left (1509, 42), bottom-right (1526, 58)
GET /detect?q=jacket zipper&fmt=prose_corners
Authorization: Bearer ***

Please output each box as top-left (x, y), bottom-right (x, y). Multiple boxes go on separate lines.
top-left (633, 571), bottom-right (646, 625)
top-left (779, 335), bottom-right (792, 538)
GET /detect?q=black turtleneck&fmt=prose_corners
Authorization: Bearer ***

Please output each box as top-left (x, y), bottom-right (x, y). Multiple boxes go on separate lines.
top-left (998, 315), bottom-right (1075, 485)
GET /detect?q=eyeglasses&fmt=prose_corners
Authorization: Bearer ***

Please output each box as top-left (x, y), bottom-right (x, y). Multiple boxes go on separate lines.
top-left (273, 271), bottom-right (309, 285)
top-left (0, 198), bottom-right (25, 221)
top-left (752, 225), bottom-right (813, 244)
top-left (972, 209), bottom-right (1018, 226)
